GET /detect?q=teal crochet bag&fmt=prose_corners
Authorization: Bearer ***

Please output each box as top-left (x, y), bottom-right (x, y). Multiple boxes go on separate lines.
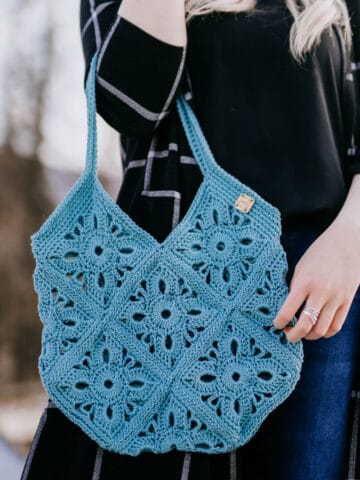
top-left (30, 51), bottom-right (304, 456)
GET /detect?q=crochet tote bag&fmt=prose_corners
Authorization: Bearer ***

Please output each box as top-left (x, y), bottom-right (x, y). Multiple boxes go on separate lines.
top-left (30, 51), bottom-right (304, 456)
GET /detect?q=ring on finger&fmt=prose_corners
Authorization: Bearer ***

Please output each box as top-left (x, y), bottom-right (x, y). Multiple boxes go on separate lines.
top-left (301, 306), bottom-right (321, 326)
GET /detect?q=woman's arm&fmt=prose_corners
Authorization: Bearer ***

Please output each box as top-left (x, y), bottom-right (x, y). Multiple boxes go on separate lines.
top-left (273, 3), bottom-right (360, 343)
top-left (273, 173), bottom-right (360, 342)
top-left (80, 0), bottom-right (187, 139)
top-left (333, 173), bottom-right (360, 230)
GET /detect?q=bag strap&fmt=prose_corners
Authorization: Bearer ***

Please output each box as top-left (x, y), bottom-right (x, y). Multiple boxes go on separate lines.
top-left (84, 51), bottom-right (99, 178)
top-left (84, 51), bottom-right (217, 179)
top-left (175, 94), bottom-right (220, 178)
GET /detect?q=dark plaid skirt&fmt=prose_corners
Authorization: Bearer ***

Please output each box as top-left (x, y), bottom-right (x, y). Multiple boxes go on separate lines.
top-left (20, 393), bottom-right (360, 480)
top-left (21, 224), bottom-right (360, 480)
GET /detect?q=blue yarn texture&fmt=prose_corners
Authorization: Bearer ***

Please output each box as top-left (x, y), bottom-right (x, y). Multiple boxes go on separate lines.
top-left (30, 52), bottom-right (304, 456)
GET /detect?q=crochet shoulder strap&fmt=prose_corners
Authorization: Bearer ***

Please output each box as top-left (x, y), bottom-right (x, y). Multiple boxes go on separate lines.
top-left (175, 94), bottom-right (222, 177)
top-left (84, 51), bottom-right (99, 178)
top-left (84, 51), bottom-right (219, 179)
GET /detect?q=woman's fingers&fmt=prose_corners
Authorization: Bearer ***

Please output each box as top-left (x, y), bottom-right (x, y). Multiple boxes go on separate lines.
top-left (323, 301), bottom-right (352, 338)
top-left (283, 295), bottom-right (324, 342)
top-left (282, 297), bottom-right (353, 342)
top-left (272, 277), bottom-right (309, 330)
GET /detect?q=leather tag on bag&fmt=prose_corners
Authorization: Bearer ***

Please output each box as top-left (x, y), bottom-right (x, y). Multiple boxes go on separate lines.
top-left (234, 193), bottom-right (255, 213)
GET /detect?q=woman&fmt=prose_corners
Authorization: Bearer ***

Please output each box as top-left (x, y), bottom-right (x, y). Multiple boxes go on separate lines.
top-left (22, 0), bottom-right (360, 479)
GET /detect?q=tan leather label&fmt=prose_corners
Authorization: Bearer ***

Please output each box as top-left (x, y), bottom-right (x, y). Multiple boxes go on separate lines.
top-left (234, 193), bottom-right (255, 213)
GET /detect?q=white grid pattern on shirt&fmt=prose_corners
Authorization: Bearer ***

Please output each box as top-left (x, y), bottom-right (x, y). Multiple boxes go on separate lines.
top-left (82, 1), bottom-right (193, 229)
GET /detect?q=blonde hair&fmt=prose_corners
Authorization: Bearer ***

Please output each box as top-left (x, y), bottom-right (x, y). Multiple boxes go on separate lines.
top-left (184, 0), bottom-right (353, 63)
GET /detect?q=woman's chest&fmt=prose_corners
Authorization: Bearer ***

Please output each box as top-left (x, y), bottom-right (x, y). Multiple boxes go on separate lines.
top-left (185, 4), bottom-right (343, 92)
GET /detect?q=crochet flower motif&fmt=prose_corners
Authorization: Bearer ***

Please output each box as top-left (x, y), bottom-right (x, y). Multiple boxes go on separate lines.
top-left (172, 202), bottom-right (263, 298)
top-left (182, 314), bottom-right (291, 432)
top-left (48, 211), bottom-right (143, 307)
top-left (55, 330), bottom-right (159, 437)
top-left (125, 391), bottom-right (227, 453)
top-left (117, 263), bottom-right (219, 370)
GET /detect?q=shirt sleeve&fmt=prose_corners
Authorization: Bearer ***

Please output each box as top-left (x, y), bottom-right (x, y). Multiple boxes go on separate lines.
top-left (344, 0), bottom-right (360, 175)
top-left (80, 0), bottom-right (187, 139)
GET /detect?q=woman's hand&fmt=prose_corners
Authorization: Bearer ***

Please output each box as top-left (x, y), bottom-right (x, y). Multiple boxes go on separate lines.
top-left (273, 220), bottom-right (360, 342)
top-left (272, 174), bottom-right (360, 342)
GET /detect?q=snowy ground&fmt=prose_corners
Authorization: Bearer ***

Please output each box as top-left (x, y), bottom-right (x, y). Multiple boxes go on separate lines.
top-left (0, 389), bottom-right (47, 451)
top-left (0, 436), bottom-right (25, 480)
top-left (0, 383), bottom-right (48, 478)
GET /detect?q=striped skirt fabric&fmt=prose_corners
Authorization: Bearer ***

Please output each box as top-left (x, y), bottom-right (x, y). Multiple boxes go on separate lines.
top-left (20, 399), bottom-right (239, 480)
top-left (20, 391), bottom-right (360, 480)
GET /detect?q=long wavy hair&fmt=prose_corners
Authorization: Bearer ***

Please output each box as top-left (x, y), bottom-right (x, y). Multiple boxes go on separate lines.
top-left (184, 0), bottom-right (353, 62)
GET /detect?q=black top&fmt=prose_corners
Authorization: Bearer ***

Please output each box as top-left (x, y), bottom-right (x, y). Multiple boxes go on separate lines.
top-left (80, 0), bottom-right (360, 242)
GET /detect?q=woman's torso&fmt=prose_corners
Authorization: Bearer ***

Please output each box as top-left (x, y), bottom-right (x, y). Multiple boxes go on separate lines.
top-left (116, 0), bottom-right (358, 240)
top-left (184, 2), bottom-right (353, 228)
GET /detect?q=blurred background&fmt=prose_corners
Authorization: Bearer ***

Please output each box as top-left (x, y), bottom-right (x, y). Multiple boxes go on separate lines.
top-left (0, 0), bottom-right (123, 476)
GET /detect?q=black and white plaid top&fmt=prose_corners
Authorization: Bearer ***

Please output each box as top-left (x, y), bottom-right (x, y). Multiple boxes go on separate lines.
top-left (21, 1), bottom-right (360, 479)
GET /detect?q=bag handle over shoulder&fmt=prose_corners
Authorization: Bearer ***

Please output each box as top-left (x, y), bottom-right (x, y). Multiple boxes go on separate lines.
top-left (83, 51), bottom-right (222, 181)
top-left (176, 93), bottom-right (223, 178)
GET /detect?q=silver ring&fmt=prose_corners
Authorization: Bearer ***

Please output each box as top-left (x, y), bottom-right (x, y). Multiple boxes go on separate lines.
top-left (302, 306), bottom-right (321, 326)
